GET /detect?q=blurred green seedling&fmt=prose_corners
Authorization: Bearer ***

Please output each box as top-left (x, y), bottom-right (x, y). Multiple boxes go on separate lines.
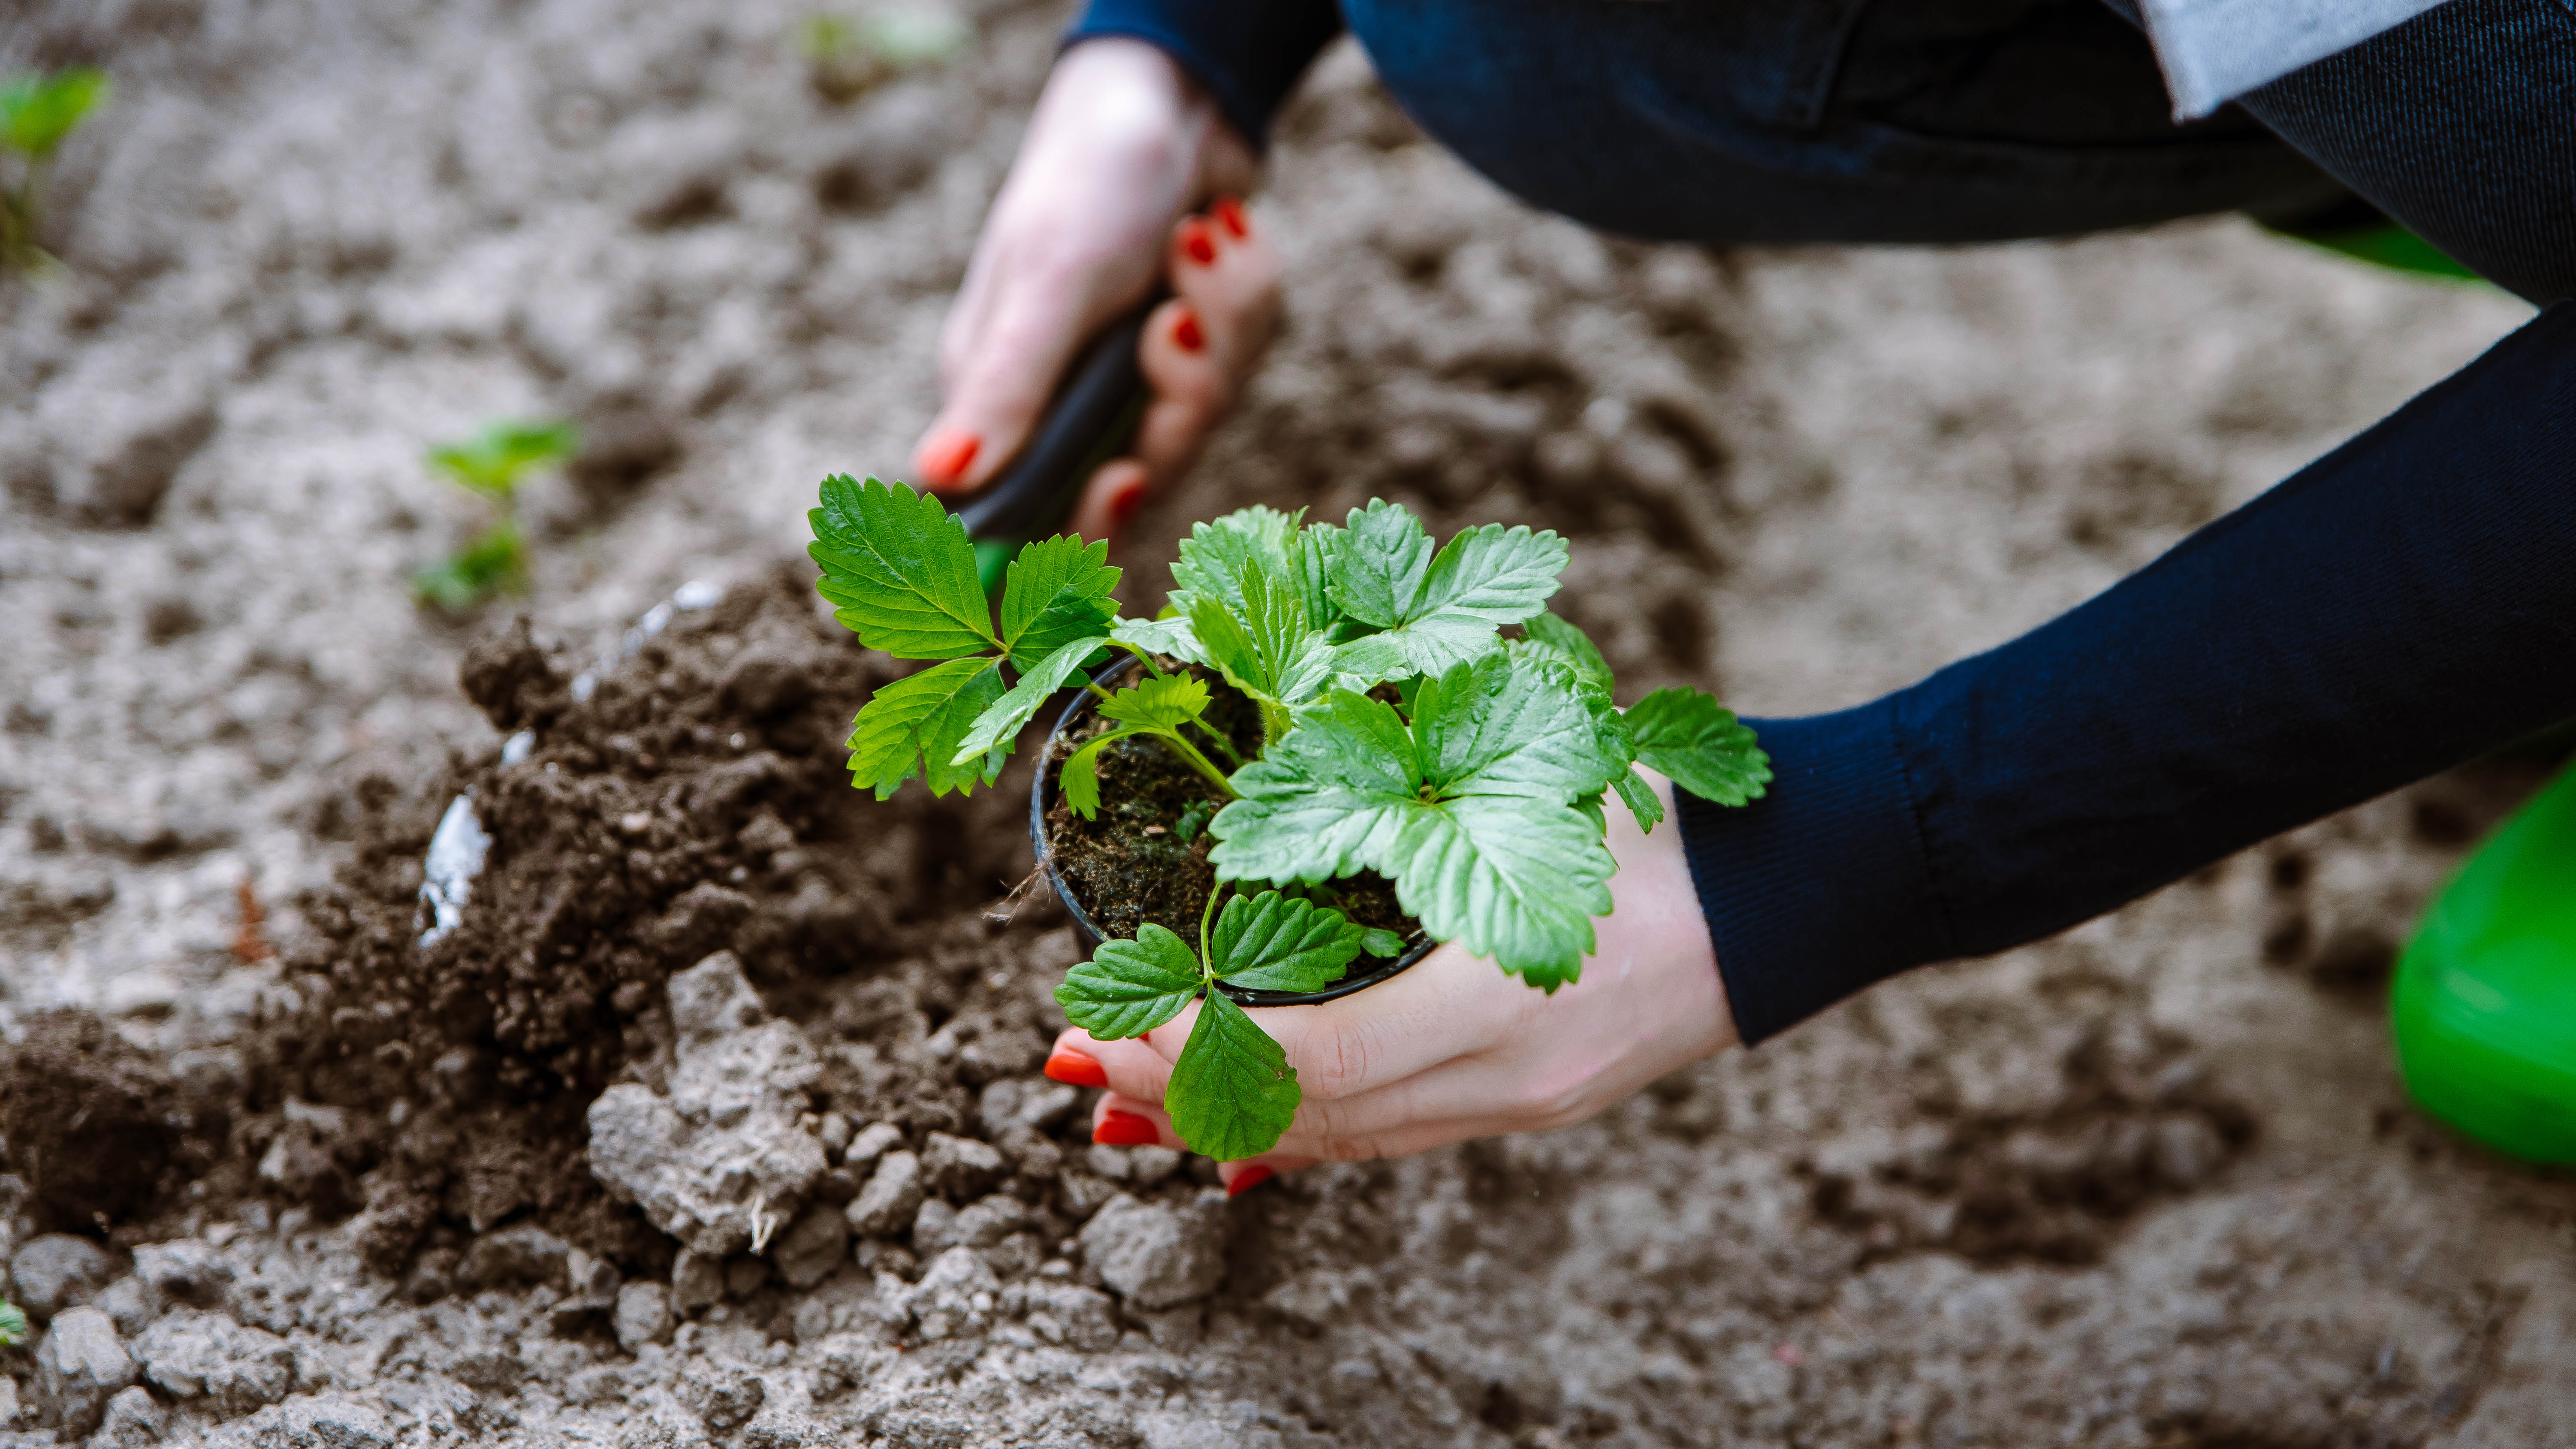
top-left (1, 67), bottom-right (112, 274)
top-left (414, 420), bottom-right (579, 612)
top-left (796, 7), bottom-right (974, 104)
top-left (0, 1299), bottom-right (26, 1347)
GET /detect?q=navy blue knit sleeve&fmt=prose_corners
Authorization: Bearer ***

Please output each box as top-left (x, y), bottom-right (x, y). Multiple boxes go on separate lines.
top-left (1066, 0), bottom-right (1346, 147)
top-left (1680, 302), bottom-right (2576, 1045)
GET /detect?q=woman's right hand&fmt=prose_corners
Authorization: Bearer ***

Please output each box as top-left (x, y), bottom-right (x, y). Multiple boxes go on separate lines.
top-left (909, 39), bottom-right (1283, 544)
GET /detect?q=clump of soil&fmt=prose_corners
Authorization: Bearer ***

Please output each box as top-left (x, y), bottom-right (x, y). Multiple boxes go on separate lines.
top-left (1041, 666), bottom-right (1419, 947)
top-left (222, 565), bottom-right (1040, 1275)
top-left (0, 1009), bottom-right (229, 1236)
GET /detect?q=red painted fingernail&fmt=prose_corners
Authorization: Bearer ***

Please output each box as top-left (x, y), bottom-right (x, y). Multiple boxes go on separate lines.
top-left (1044, 1048), bottom-right (1110, 1089)
top-left (1225, 1165), bottom-right (1274, 1198)
top-left (917, 428), bottom-right (980, 488)
top-left (1213, 196), bottom-right (1249, 238)
top-left (1093, 1110), bottom-right (1160, 1147)
top-left (1180, 220), bottom-right (1217, 266)
top-left (1173, 307), bottom-right (1205, 353)
top-left (1110, 480), bottom-right (1148, 531)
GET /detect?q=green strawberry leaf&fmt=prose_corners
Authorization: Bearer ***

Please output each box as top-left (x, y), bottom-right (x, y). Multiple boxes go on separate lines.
top-left (999, 534), bottom-right (1121, 669)
top-left (1209, 668), bottom-right (1617, 985)
top-left (1111, 614), bottom-right (1205, 666)
top-left (1059, 726), bottom-right (1159, 818)
top-left (1290, 524), bottom-right (1346, 633)
top-left (949, 634), bottom-right (1108, 767)
top-left (1098, 673), bottom-right (1212, 732)
top-left (1611, 768), bottom-right (1666, 833)
top-left (1056, 925), bottom-right (1204, 1039)
top-left (1520, 610), bottom-right (1614, 695)
top-left (1328, 501), bottom-right (1569, 674)
top-left (1166, 991), bottom-right (1300, 1160)
top-left (808, 475), bottom-right (1000, 660)
top-left (425, 420), bottom-right (579, 499)
top-left (1170, 505), bottom-right (1302, 615)
top-left (845, 657), bottom-right (1008, 799)
top-left (0, 1299), bottom-right (26, 1346)
top-left (1411, 652), bottom-right (1629, 805)
top-left (1625, 688), bottom-right (1772, 806)
top-left (1358, 928), bottom-right (1408, 958)
top-left (1210, 891), bottom-right (1364, 993)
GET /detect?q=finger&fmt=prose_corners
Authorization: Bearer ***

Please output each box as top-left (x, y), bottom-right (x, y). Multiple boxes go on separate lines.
top-left (1132, 945), bottom-right (1529, 1105)
top-left (1128, 298), bottom-right (1228, 483)
top-left (1089, 1092), bottom-right (1186, 1150)
top-left (915, 268), bottom-right (1140, 494)
top-left (1066, 457), bottom-right (1151, 546)
top-left (1056, 1023), bottom-right (1182, 1108)
top-left (1166, 200), bottom-right (1283, 381)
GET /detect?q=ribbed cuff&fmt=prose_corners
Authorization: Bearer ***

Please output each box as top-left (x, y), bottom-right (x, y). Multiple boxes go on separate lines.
top-left (1065, 0), bottom-right (1346, 149)
top-left (1674, 698), bottom-right (1952, 1045)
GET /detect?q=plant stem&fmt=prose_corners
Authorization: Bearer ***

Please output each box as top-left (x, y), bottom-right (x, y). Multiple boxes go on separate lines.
top-left (1188, 720), bottom-right (1243, 768)
top-left (1198, 881), bottom-right (1226, 980)
top-left (1153, 728), bottom-right (1239, 800)
top-left (1109, 641), bottom-right (1167, 680)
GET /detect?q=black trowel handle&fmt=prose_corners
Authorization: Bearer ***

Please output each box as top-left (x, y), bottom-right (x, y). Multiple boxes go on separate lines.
top-left (955, 292), bottom-right (1161, 591)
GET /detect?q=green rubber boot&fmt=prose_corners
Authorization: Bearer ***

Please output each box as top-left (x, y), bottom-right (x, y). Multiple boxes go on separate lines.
top-left (2392, 762), bottom-right (2576, 1165)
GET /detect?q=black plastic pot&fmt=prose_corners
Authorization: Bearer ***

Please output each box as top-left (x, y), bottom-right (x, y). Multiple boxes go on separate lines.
top-left (1032, 656), bottom-right (1435, 1007)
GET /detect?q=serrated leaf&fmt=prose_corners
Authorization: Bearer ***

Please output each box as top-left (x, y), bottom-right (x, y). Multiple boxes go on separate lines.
top-left (1189, 562), bottom-right (1337, 712)
top-left (1611, 768), bottom-right (1666, 832)
top-left (808, 475), bottom-right (999, 659)
top-left (950, 634), bottom-right (1107, 766)
top-left (845, 657), bottom-right (1007, 798)
top-left (1626, 688), bottom-right (1772, 806)
top-left (1210, 891), bottom-right (1364, 993)
top-left (1059, 727), bottom-right (1149, 818)
top-left (999, 534), bottom-right (1121, 668)
top-left (1056, 925), bottom-right (1204, 1039)
top-left (1170, 505), bottom-right (1302, 614)
top-left (1358, 928), bottom-right (1407, 958)
top-left (1111, 614), bottom-right (1205, 665)
top-left (1165, 991), bottom-right (1300, 1160)
top-left (1329, 501), bottom-right (1570, 673)
top-left (1098, 673), bottom-right (1211, 732)
top-left (1521, 610), bottom-right (1613, 695)
top-left (1412, 652), bottom-right (1628, 805)
top-left (1208, 671), bottom-right (1617, 984)
top-left (1290, 524), bottom-right (1346, 632)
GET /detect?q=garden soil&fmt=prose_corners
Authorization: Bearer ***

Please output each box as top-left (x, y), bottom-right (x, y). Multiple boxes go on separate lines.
top-left (3, 1), bottom-right (2573, 1446)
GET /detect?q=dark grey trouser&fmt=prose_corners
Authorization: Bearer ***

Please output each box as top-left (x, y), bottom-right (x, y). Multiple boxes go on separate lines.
top-left (1343, 0), bottom-right (2575, 302)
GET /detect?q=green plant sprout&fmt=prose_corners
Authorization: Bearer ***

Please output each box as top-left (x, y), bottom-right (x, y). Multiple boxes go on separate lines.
top-left (0, 1299), bottom-right (25, 1347)
top-left (808, 478), bottom-right (1769, 1157)
top-left (413, 419), bottom-right (579, 611)
top-left (796, 7), bottom-right (974, 104)
top-left (1, 67), bottom-right (111, 274)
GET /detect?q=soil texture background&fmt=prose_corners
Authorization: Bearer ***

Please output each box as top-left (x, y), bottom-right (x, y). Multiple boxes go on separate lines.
top-left (3, 2), bottom-right (2573, 1447)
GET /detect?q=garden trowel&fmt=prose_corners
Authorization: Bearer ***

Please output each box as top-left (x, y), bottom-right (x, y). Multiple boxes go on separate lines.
top-left (946, 294), bottom-right (1159, 594)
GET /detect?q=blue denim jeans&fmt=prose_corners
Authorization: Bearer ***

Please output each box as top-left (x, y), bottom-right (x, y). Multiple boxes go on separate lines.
top-left (1341, 0), bottom-right (2576, 302)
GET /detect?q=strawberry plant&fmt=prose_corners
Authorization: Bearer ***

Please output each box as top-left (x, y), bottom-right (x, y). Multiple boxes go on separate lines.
top-left (809, 476), bottom-right (1768, 1157)
top-left (413, 419), bottom-right (579, 611)
top-left (1, 67), bottom-right (111, 274)
top-left (796, 7), bottom-right (974, 105)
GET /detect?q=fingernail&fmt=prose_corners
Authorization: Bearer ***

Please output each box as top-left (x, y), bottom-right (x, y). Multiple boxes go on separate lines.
top-left (917, 427), bottom-right (980, 488)
top-left (1214, 196), bottom-right (1249, 238)
top-left (1180, 220), bottom-right (1217, 266)
top-left (1225, 1165), bottom-right (1274, 1198)
top-left (1093, 1110), bottom-right (1160, 1147)
top-left (1044, 1048), bottom-right (1110, 1089)
top-left (1173, 306), bottom-right (1205, 354)
top-left (1111, 480), bottom-right (1148, 531)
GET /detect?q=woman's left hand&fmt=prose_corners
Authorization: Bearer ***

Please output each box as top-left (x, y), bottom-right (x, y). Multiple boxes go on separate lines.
top-left (1043, 771), bottom-right (1742, 1192)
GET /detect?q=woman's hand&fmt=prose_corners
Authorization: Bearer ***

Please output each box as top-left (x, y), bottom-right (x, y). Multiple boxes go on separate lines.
top-left (911, 39), bottom-right (1283, 544)
top-left (1043, 772), bottom-right (1741, 1192)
